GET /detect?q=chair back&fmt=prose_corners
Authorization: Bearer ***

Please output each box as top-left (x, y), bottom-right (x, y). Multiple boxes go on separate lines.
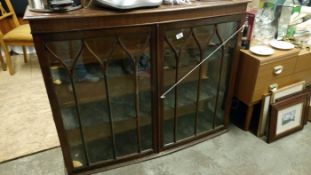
top-left (0, 0), bottom-right (20, 34)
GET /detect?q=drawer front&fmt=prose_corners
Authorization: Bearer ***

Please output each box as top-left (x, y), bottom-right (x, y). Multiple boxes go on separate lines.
top-left (295, 52), bottom-right (311, 73)
top-left (252, 69), bottom-right (311, 102)
top-left (257, 57), bottom-right (296, 81)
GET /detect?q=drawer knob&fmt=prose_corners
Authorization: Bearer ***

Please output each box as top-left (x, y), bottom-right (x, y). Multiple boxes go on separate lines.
top-left (270, 83), bottom-right (279, 91)
top-left (274, 65), bottom-right (283, 75)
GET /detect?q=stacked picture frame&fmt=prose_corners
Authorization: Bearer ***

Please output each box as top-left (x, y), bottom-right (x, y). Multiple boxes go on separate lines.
top-left (307, 85), bottom-right (311, 122)
top-left (256, 81), bottom-right (311, 143)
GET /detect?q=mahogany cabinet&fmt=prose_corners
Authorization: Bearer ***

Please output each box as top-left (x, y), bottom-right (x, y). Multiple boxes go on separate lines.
top-left (25, 1), bottom-right (249, 174)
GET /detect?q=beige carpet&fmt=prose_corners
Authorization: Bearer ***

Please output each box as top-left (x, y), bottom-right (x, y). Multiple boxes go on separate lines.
top-left (0, 54), bottom-right (60, 163)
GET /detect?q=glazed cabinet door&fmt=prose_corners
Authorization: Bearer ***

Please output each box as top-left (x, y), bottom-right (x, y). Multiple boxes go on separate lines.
top-left (160, 17), bottom-right (240, 148)
top-left (37, 27), bottom-right (155, 171)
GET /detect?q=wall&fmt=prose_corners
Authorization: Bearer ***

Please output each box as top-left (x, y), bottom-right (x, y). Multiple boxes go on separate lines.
top-left (248, 0), bottom-right (261, 9)
top-left (0, 0), bottom-right (28, 34)
top-left (0, 0), bottom-right (28, 16)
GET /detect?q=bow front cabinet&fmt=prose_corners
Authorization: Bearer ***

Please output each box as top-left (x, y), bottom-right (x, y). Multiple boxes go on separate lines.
top-left (25, 1), bottom-right (248, 174)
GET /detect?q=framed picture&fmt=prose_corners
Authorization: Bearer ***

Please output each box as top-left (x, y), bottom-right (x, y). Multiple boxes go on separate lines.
top-left (257, 93), bottom-right (271, 137)
top-left (257, 81), bottom-right (306, 138)
top-left (271, 81), bottom-right (305, 103)
top-left (307, 88), bottom-right (311, 122)
top-left (300, 88), bottom-right (311, 124)
top-left (268, 92), bottom-right (309, 143)
top-left (308, 96), bottom-right (311, 122)
top-left (308, 99), bottom-right (311, 122)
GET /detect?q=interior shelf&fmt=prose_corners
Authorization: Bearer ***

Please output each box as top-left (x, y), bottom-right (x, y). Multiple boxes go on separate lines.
top-left (65, 98), bottom-right (215, 146)
top-left (53, 61), bottom-right (210, 107)
top-left (63, 79), bottom-right (218, 146)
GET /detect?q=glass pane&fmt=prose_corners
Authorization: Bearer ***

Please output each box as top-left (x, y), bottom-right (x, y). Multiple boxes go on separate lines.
top-left (73, 46), bottom-right (114, 163)
top-left (47, 40), bottom-right (88, 168)
top-left (214, 22), bottom-right (238, 127)
top-left (195, 24), bottom-right (223, 132)
top-left (105, 34), bottom-right (152, 156)
top-left (163, 28), bottom-right (201, 144)
top-left (162, 21), bottom-right (238, 144)
top-left (139, 83), bottom-right (153, 150)
top-left (179, 30), bottom-right (200, 140)
top-left (163, 41), bottom-right (176, 145)
top-left (47, 39), bottom-right (116, 165)
top-left (46, 30), bottom-right (153, 167)
top-left (139, 43), bottom-right (153, 151)
top-left (192, 25), bottom-right (216, 134)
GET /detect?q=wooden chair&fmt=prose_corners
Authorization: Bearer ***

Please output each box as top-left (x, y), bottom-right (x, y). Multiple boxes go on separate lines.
top-left (0, 31), bottom-right (6, 70)
top-left (0, 0), bottom-right (33, 75)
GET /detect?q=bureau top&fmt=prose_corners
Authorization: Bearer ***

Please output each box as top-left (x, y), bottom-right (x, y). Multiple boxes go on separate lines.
top-left (241, 48), bottom-right (301, 64)
top-left (24, 0), bottom-right (250, 33)
top-left (24, 0), bottom-right (250, 20)
top-left (299, 48), bottom-right (311, 56)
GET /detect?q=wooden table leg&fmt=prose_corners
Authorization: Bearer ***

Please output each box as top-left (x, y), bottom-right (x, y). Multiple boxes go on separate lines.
top-left (0, 39), bottom-right (14, 75)
top-left (243, 105), bottom-right (254, 131)
top-left (0, 50), bottom-right (6, 71)
top-left (22, 46), bottom-right (28, 63)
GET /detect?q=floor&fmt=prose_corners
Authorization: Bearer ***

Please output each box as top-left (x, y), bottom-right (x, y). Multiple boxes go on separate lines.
top-left (0, 54), bottom-right (59, 163)
top-left (1, 53), bottom-right (311, 175)
top-left (0, 124), bottom-right (311, 175)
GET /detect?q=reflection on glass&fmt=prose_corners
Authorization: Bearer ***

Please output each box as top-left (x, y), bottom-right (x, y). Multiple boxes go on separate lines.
top-left (214, 22), bottom-right (238, 127)
top-left (163, 28), bottom-right (201, 143)
top-left (46, 32), bottom-right (153, 167)
top-left (162, 21), bottom-right (238, 146)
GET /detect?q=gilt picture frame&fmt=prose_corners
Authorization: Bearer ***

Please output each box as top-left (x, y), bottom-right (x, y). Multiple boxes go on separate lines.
top-left (271, 81), bottom-right (305, 103)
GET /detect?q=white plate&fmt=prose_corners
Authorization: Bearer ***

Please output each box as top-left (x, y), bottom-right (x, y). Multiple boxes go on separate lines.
top-left (270, 40), bottom-right (295, 50)
top-left (249, 46), bottom-right (274, 56)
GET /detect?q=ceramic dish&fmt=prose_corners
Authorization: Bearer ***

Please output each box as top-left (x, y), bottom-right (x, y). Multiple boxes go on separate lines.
top-left (270, 40), bottom-right (295, 50)
top-left (249, 46), bottom-right (274, 56)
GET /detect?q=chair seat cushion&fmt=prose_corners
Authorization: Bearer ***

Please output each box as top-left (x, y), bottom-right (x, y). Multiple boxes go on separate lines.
top-left (3, 24), bottom-right (33, 42)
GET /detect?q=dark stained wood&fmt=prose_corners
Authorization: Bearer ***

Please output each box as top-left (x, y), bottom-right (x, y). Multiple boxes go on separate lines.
top-left (163, 35), bottom-right (179, 143)
top-left (32, 36), bottom-right (75, 174)
top-left (103, 69), bottom-right (117, 160)
top-left (25, 1), bottom-right (249, 19)
top-left (25, 1), bottom-right (249, 33)
top-left (27, 1), bottom-right (249, 174)
top-left (135, 63), bottom-right (142, 153)
top-left (223, 20), bottom-right (243, 128)
top-left (192, 28), bottom-right (204, 136)
top-left (159, 18), bottom-right (242, 150)
top-left (65, 101), bottom-right (209, 147)
top-left (52, 63), bottom-right (201, 108)
top-left (303, 88), bottom-right (311, 124)
top-left (158, 24), bottom-right (164, 151)
top-left (151, 25), bottom-right (160, 153)
top-left (244, 104), bottom-right (254, 130)
top-left (73, 128), bottom-right (228, 175)
top-left (212, 24), bottom-right (225, 129)
top-left (116, 36), bottom-right (142, 153)
top-left (69, 77), bottom-right (91, 166)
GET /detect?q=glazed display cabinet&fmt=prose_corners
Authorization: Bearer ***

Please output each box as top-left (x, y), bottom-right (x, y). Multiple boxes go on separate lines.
top-left (25, 1), bottom-right (249, 174)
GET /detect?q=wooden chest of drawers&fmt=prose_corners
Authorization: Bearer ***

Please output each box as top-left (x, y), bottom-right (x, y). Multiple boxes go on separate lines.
top-left (235, 48), bottom-right (311, 130)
